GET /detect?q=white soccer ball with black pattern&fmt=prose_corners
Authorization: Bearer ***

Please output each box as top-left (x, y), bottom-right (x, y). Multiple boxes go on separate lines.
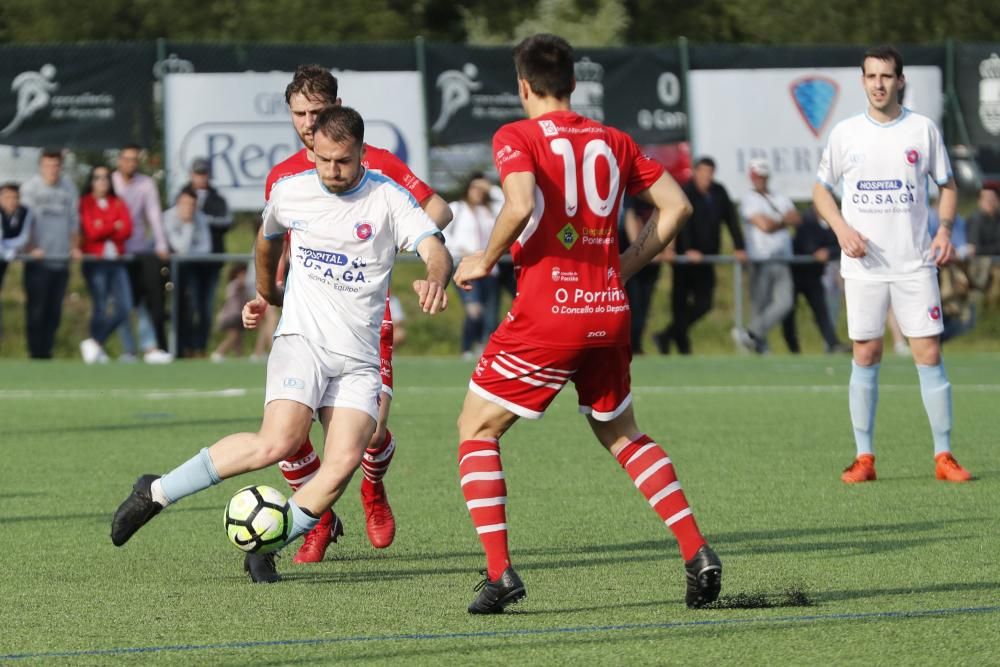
top-left (224, 485), bottom-right (290, 554)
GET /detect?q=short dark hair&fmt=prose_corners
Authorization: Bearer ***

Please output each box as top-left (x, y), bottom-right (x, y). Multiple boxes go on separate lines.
top-left (513, 33), bottom-right (575, 100)
top-left (0, 182), bottom-right (19, 194)
top-left (83, 165), bottom-right (116, 198)
top-left (312, 106), bottom-right (364, 147)
top-left (40, 148), bottom-right (63, 161)
top-left (694, 157), bottom-right (716, 170)
top-left (176, 186), bottom-right (198, 202)
top-left (120, 143), bottom-right (143, 153)
top-left (285, 64), bottom-right (339, 105)
top-left (862, 45), bottom-right (903, 77)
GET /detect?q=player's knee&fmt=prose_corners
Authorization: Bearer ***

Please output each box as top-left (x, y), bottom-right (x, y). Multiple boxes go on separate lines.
top-left (250, 434), bottom-right (302, 468)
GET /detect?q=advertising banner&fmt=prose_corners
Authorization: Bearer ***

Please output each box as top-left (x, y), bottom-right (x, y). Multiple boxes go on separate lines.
top-left (424, 44), bottom-right (687, 146)
top-left (689, 66), bottom-right (944, 200)
top-left (0, 44), bottom-right (155, 149)
top-left (164, 71), bottom-right (428, 211)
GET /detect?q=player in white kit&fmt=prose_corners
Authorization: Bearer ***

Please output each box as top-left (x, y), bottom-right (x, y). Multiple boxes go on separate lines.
top-left (813, 45), bottom-right (972, 484)
top-left (110, 106), bottom-right (454, 581)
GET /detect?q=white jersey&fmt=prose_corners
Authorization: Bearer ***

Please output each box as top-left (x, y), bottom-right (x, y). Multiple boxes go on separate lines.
top-left (816, 108), bottom-right (952, 281)
top-left (740, 190), bottom-right (795, 260)
top-left (262, 168), bottom-right (439, 365)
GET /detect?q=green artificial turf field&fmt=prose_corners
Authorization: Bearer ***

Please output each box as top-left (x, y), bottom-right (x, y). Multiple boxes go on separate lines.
top-left (1, 354), bottom-right (997, 665)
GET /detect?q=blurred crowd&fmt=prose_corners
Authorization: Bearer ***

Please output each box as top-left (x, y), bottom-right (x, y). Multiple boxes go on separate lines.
top-left (1, 149), bottom-right (999, 361)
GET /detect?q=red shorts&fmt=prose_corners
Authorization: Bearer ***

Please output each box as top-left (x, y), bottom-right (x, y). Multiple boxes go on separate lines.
top-left (379, 297), bottom-right (393, 395)
top-left (469, 327), bottom-right (632, 421)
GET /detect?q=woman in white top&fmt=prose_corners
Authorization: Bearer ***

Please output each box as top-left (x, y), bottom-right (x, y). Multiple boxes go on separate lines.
top-left (446, 173), bottom-right (501, 358)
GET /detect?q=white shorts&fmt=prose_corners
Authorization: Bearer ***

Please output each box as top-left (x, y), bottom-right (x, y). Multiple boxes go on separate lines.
top-left (845, 273), bottom-right (944, 341)
top-left (265, 334), bottom-right (381, 421)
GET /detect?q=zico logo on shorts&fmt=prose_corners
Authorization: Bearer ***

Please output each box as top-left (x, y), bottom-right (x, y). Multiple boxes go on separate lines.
top-left (557, 223), bottom-right (579, 250)
top-left (283, 377), bottom-right (305, 390)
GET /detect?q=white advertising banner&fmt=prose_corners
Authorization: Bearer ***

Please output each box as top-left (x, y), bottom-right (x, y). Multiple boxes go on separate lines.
top-left (164, 71), bottom-right (428, 211)
top-left (689, 67), bottom-right (943, 201)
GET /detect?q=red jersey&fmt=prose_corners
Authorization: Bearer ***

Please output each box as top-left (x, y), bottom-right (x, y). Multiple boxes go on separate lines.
top-left (264, 145), bottom-right (434, 204)
top-left (492, 110), bottom-right (664, 348)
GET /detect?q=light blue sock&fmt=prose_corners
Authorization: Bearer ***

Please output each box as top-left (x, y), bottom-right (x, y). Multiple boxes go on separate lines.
top-left (849, 361), bottom-right (879, 456)
top-left (917, 363), bottom-right (952, 456)
top-left (159, 448), bottom-right (221, 504)
top-left (286, 500), bottom-right (321, 543)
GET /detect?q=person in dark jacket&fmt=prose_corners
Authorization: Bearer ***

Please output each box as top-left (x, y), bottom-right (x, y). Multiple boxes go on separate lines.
top-left (654, 157), bottom-right (746, 354)
top-left (781, 204), bottom-right (848, 353)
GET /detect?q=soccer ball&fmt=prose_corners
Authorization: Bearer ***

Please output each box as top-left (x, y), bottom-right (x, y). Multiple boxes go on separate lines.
top-left (224, 485), bottom-right (290, 554)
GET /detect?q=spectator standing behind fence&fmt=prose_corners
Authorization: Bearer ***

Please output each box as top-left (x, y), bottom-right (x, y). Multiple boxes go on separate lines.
top-left (163, 187), bottom-right (213, 358)
top-left (78, 165), bottom-right (134, 364)
top-left (732, 158), bottom-right (800, 354)
top-left (620, 196), bottom-right (660, 353)
top-left (781, 203), bottom-right (848, 354)
top-left (113, 144), bottom-right (172, 364)
top-left (446, 173), bottom-right (501, 360)
top-left (967, 186), bottom-right (1000, 304)
top-left (0, 182), bottom-right (33, 340)
top-left (183, 157), bottom-right (231, 344)
top-left (654, 156), bottom-right (746, 355)
top-left (19, 149), bottom-right (80, 359)
top-left (210, 263), bottom-right (249, 362)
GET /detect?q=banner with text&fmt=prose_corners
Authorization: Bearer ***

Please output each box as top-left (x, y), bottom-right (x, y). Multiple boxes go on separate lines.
top-left (0, 44), bottom-right (154, 149)
top-left (424, 44), bottom-right (687, 146)
top-left (689, 66), bottom-right (944, 200)
top-left (164, 71), bottom-right (428, 211)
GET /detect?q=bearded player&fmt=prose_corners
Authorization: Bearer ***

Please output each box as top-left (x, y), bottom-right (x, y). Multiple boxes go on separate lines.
top-left (452, 34), bottom-right (721, 613)
top-left (263, 65), bottom-right (453, 566)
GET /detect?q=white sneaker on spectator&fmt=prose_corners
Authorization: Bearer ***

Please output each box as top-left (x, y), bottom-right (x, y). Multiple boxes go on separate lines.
top-left (210, 351), bottom-right (225, 363)
top-left (80, 338), bottom-right (101, 364)
top-left (143, 349), bottom-right (174, 364)
top-left (96, 348), bottom-right (111, 364)
top-left (118, 353), bottom-right (138, 364)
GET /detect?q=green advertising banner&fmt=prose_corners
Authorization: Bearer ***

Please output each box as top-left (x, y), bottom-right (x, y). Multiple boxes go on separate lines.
top-left (0, 43), bottom-right (155, 149)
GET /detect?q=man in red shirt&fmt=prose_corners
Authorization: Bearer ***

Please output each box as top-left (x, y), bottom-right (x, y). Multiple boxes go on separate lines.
top-left (253, 65), bottom-right (452, 577)
top-left (452, 34), bottom-right (721, 613)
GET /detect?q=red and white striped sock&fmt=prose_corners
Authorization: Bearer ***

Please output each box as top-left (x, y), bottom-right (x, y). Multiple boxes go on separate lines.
top-left (459, 439), bottom-right (509, 580)
top-left (362, 429), bottom-right (395, 484)
top-left (616, 434), bottom-right (706, 561)
top-left (279, 437), bottom-right (321, 492)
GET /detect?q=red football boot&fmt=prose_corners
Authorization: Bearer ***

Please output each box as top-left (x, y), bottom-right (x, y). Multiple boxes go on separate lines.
top-left (292, 510), bottom-right (344, 564)
top-left (361, 478), bottom-right (396, 548)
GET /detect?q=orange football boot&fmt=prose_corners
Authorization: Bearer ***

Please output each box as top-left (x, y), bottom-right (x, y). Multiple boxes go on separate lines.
top-left (935, 452), bottom-right (972, 482)
top-left (841, 454), bottom-right (877, 483)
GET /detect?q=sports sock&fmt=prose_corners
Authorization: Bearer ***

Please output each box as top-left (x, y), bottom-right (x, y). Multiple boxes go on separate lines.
top-left (279, 438), bottom-right (321, 491)
top-left (157, 448), bottom-right (221, 506)
top-left (286, 499), bottom-right (322, 543)
top-left (616, 435), bottom-right (706, 561)
top-left (459, 439), bottom-right (509, 580)
top-left (362, 429), bottom-right (395, 484)
top-left (917, 363), bottom-right (952, 456)
top-left (849, 361), bottom-right (879, 457)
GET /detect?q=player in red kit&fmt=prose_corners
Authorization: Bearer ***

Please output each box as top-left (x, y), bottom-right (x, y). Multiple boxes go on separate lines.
top-left (253, 66), bottom-right (452, 576)
top-left (452, 34), bottom-right (721, 613)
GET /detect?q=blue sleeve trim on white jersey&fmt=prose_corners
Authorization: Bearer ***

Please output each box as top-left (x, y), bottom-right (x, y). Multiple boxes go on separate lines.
top-left (410, 229), bottom-right (440, 255)
top-left (816, 177), bottom-right (835, 190)
top-left (263, 231), bottom-right (285, 240)
top-left (936, 172), bottom-right (953, 186)
top-left (368, 171), bottom-right (420, 208)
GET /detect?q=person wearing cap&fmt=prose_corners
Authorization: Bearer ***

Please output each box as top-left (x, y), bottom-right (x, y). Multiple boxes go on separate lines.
top-left (175, 157), bottom-right (232, 357)
top-left (183, 157), bottom-right (232, 255)
top-left (733, 157), bottom-right (800, 353)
